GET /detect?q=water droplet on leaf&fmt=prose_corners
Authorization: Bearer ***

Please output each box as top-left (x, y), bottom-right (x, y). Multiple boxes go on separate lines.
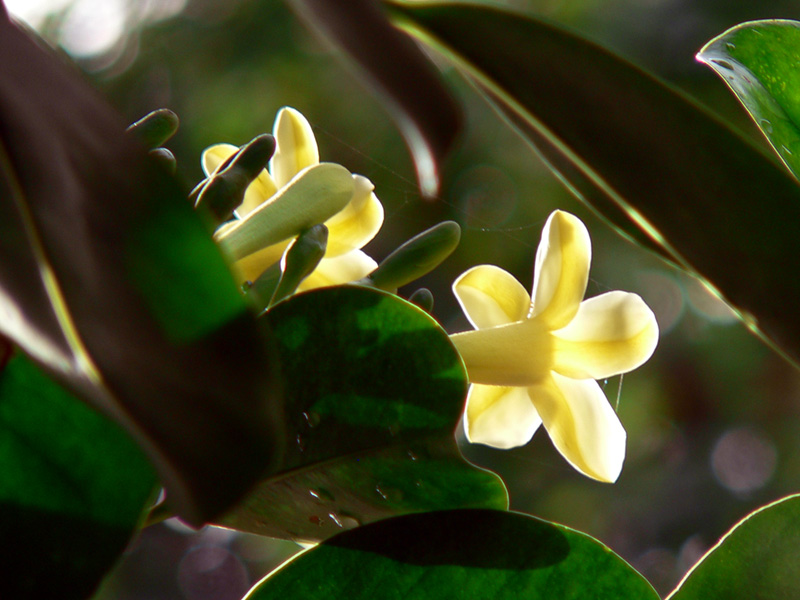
top-left (725, 42), bottom-right (736, 52)
top-left (375, 484), bottom-right (404, 503)
top-left (302, 411), bottom-right (321, 428)
top-left (328, 513), bottom-right (344, 528)
top-left (760, 119), bottom-right (774, 134)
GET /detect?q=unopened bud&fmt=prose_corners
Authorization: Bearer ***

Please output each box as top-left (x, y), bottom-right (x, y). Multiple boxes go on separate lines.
top-left (126, 108), bottom-right (179, 149)
top-left (369, 221), bottom-right (461, 291)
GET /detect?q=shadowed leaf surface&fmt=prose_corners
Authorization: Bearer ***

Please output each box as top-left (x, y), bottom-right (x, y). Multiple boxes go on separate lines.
top-left (219, 286), bottom-right (507, 542)
top-left (246, 509), bottom-right (659, 599)
top-left (389, 1), bottom-right (800, 367)
top-left (288, 0), bottom-right (461, 196)
top-left (669, 494), bottom-right (800, 600)
top-left (0, 9), bottom-right (284, 524)
top-left (0, 353), bottom-right (157, 599)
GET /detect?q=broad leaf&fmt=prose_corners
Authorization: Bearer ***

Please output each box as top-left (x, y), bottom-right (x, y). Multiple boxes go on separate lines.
top-left (669, 494), bottom-right (800, 600)
top-left (219, 286), bottom-right (508, 542)
top-left (388, 2), bottom-right (800, 367)
top-left (288, 0), bottom-right (461, 196)
top-left (698, 20), bottom-right (800, 179)
top-left (246, 509), bottom-right (660, 599)
top-left (0, 353), bottom-right (157, 599)
top-left (0, 9), bottom-right (284, 523)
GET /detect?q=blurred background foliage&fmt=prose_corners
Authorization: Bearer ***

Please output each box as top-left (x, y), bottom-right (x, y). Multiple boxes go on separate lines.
top-left (9, 0), bottom-right (800, 597)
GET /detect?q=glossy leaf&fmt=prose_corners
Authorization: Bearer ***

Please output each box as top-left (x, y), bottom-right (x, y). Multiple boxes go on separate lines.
top-left (288, 0), bottom-right (462, 196)
top-left (388, 2), bottom-right (800, 367)
top-left (669, 494), bottom-right (800, 599)
top-left (246, 509), bottom-right (659, 599)
top-left (698, 20), bottom-right (800, 179)
top-left (0, 353), bottom-right (157, 599)
top-left (219, 286), bottom-right (508, 542)
top-left (0, 11), bottom-right (284, 523)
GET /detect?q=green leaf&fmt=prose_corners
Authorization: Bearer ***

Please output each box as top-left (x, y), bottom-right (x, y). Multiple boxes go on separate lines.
top-left (698, 20), bottom-right (800, 179)
top-left (218, 286), bottom-right (508, 542)
top-left (246, 509), bottom-right (659, 599)
top-left (669, 494), bottom-right (800, 600)
top-left (388, 2), bottom-right (800, 367)
top-left (0, 353), bottom-right (157, 599)
top-left (288, 0), bottom-right (462, 196)
top-left (0, 13), bottom-right (284, 524)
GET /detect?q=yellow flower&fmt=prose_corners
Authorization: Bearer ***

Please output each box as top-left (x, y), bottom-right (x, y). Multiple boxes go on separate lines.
top-left (202, 107), bottom-right (383, 289)
top-left (450, 210), bottom-right (658, 482)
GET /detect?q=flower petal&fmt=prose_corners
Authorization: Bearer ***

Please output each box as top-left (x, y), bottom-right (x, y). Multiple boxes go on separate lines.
top-left (324, 175), bottom-right (384, 257)
top-left (464, 384), bottom-right (542, 449)
top-left (552, 291), bottom-right (659, 380)
top-left (296, 249), bottom-right (377, 291)
top-left (450, 319), bottom-right (552, 387)
top-left (230, 241), bottom-right (290, 283)
top-left (530, 373), bottom-right (626, 482)
top-left (201, 143), bottom-right (277, 218)
top-left (531, 210), bottom-right (591, 329)
top-left (201, 143), bottom-right (237, 176)
top-left (270, 107), bottom-right (320, 188)
top-left (453, 265), bottom-right (530, 329)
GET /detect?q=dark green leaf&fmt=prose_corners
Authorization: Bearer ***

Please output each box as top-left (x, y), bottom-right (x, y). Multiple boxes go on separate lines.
top-left (669, 494), bottom-right (800, 600)
top-left (0, 353), bottom-right (157, 599)
top-left (388, 2), bottom-right (800, 367)
top-left (246, 509), bottom-right (659, 599)
top-left (219, 286), bottom-right (507, 542)
top-left (288, 0), bottom-right (462, 196)
top-left (0, 12), bottom-right (284, 524)
top-left (698, 20), bottom-right (800, 178)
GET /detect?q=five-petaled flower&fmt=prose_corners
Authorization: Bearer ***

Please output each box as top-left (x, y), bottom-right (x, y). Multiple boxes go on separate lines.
top-left (203, 107), bottom-right (384, 290)
top-left (450, 210), bottom-right (658, 482)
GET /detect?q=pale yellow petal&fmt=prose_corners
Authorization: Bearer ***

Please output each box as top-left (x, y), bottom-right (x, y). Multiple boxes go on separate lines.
top-left (552, 291), bottom-right (659, 380)
top-left (324, 175), bottom-right (384, 257)
top-left (531, 210), bottom-right (591, 329)
top-left (201, 143), bottom-right (277, 218)
top-left (271, 107), bottom-right (320, 188)
top-left (296, 250), bottom-right (377, 291)
top-left (530, 373), bottom-right (626, 482)
top-left (202, 143), bottom-right (237, 176)
top-left (464, 384), bottom-right (542, 449)
top-left (453, 265), bottom-right (530, 329)
top-left (450, 319), bottom-right (552, 387)
top-left (230, 241), bottom-right (290, 283)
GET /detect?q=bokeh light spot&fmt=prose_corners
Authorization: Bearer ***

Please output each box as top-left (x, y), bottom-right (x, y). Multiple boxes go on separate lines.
top-left (177, 545), bottom-right (249, 600)
top-left (711, 426), bottom-right (777, 495)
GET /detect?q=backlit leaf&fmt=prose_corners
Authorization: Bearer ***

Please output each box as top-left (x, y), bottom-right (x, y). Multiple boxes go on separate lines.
top-left (219, 286), bottom-right (507, 543)
top-left (669, 494), bottom-right (800, 600)
top-left (698, 20), bottom-right (800, 179)
top-left (0, 353), bottom-right (157, 599)
top-left (246, 509), bottom-right (659, 599)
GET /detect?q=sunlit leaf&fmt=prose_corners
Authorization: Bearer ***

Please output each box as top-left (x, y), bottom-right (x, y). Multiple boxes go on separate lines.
top-left (698, 20), bottom-right (800, 179)
top-left (388, 2), bottom-right (800, 367)
top-left (288, 0), bottom-right (462, 196)
top-left (219, 286), bottom-right (507, 543)
top-left (0, 10), bottom-right (284, 524)
top-left (245, 509), bottom-right (659, 599)
top-left (0, 353), bottom-right (157, 599)
top-left (669, 494), bottom-right (800, 600)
